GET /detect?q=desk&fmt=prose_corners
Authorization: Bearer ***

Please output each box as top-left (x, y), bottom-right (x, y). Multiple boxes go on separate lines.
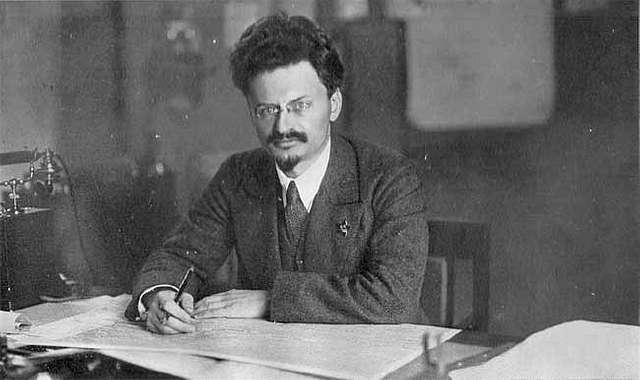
top-left (11, 296), bottom-right (515, 379)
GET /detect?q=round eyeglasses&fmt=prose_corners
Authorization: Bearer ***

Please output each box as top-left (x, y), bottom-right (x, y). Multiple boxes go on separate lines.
top-left (253, 99), bottom-right (313, 120)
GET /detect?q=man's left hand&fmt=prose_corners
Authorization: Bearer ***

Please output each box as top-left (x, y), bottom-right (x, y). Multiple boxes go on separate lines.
top-left (193, 289), bottom-right (270, 319)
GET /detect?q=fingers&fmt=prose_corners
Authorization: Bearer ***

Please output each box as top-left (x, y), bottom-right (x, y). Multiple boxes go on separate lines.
top-left (162, 296), bottom-right (197, 324)
top-left (192, 300), bottom-right (233, 319)
top-left (146, 291), bottom-right (196, 334)
top-left (193, 291), bottom-right (239, 318)
top-left (192, 290), bottom-right (269, 319)
top-left (194, 289), bottom-right (243, 307)
top-left (146, 309), bottom-right (185, 335)
top-left (179, 293), bottom-right (195, 315)
top-left (147, 307), bottom-right (196, 334)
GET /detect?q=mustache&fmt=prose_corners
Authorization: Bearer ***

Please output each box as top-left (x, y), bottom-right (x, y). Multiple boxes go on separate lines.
top-left (267, 131), bottom-right (308, 144)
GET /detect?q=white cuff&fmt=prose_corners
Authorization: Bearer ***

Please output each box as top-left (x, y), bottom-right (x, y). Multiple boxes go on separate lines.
top-left (137, 284), bottom-right (179, 321)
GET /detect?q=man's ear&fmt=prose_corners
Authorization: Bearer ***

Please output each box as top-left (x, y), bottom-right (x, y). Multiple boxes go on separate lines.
top-left (244, 98), bottom-right (254, 120)
top-left (329, 89), bottom-right (343, 122)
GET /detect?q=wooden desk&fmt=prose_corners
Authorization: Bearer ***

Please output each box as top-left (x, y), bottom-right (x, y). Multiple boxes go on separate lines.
top-left (15, 299), bottom-right (517, 379)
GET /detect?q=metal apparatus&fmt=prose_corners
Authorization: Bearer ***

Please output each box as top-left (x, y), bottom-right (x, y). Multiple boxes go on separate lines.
top-left (0, 148), bottom-right (62, 311)
top-left (0, 149), bottom-right (60, 217)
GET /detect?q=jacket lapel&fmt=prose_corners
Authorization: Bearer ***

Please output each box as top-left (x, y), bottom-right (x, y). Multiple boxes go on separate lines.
top-left (242, 151), bottom-right (282, 281)
top-left (304, 135), bottom-right (362, 272)
top-left (321, 135), bottom-right (361, 205)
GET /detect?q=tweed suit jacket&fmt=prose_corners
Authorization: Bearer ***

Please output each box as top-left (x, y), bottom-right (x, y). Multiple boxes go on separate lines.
top-left (126, 133), bottom-right (429, 324)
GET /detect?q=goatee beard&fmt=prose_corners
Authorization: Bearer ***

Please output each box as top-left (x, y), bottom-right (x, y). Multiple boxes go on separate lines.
top-left (276, 155), bottom-right (301, 173)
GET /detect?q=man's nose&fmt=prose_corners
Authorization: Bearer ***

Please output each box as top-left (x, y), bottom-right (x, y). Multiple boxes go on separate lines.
top-left (273, 108), bottom-right (292, 134)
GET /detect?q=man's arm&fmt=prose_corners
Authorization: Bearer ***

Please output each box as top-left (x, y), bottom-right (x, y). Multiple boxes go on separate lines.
top-left (270, 161), bottom-right (429, 324)
top-left (125, 158), bottom-right (237, 321)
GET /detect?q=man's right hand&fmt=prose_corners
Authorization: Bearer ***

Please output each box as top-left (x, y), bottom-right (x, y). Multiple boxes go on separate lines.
top-left (144, 290), bottom-right (197, 334)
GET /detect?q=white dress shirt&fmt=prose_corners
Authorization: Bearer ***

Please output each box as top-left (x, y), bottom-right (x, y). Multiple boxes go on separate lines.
top-left (276, 139), bottom-right (331, 211)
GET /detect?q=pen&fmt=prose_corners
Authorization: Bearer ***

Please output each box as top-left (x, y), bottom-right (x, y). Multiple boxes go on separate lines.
top-left (174, 265), bottom-right (195, 303)
top-left (162, 266), bottom-right (195, 324)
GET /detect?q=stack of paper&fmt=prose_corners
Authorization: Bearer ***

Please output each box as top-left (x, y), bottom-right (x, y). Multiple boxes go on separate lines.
top-left (13, 295), bottom-right (460, 379)
top-left (450, 320), bottom-right (640, 380)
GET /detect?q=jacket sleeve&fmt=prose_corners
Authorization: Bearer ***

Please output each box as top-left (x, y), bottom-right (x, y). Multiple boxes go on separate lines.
top-left (125, 158), bottom-right (237, 320)
top-left (269, 161), bottom-right (429, 324)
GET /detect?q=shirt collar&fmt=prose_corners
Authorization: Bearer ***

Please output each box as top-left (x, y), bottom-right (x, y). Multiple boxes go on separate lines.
top-left (276, 138), bottom-right (331, 211)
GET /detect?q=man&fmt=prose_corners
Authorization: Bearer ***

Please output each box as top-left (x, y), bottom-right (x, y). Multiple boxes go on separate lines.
top-left (125, 13), bottom-right (429, 334)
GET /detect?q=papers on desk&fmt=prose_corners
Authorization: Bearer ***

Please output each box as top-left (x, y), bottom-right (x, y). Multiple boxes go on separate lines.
top-left (450, 320), bottom-right (640, 380)
top-left (99, 350), bottom-right (314, 380)
top-left (0, 311), bottom-right (32, 333)
top-left (12, 295), bottom-right (460, 380)
top-left (25, 300), bottom-right (124, 340)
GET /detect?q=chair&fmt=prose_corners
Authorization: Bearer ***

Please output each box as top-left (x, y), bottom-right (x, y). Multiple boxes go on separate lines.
top-left (421, 219), bottom-right (490, 332)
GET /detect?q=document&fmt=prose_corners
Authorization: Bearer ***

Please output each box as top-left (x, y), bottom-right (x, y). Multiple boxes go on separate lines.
top-left (450, 320), bottom-right (640, 380)
top-left (98, 350), bottom-right (311, 380)
top-left (13, 295), bottom-right (460, 380)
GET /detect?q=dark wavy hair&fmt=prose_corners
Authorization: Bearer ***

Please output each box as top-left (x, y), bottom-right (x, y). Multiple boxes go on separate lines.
top-left (229, 12), bottom-right (344, 97)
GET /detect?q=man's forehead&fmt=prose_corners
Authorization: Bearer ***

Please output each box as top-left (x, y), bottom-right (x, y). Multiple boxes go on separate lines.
top-left (247, 61), bottom-right (326, 101)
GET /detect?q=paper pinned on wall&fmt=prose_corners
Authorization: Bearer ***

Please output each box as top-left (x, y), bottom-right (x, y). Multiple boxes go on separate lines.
top-left (401, 0), bottom-right (554, 130)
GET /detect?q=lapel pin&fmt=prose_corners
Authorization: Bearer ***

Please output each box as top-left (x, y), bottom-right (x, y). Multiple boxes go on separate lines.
top-left (338, 218), bottom-right (350, 237)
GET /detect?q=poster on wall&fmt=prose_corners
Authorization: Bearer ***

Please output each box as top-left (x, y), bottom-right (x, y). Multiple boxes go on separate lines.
top-left (388, 0), bottom-right (554, 130)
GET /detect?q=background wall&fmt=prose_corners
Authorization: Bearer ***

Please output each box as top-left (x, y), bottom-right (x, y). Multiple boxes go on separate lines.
top-left (432, 2), bottom-right (638, 335)
top-left (0, 3), bottom-right (95, 287)
top-left (0, 1), bottom-right (637, 336)
top-left (0, 3), bottom-right (60, 170)
top-left (339, 1), bottom-right (637, 335)
top-left (121, 1), bottom-right (260, 212)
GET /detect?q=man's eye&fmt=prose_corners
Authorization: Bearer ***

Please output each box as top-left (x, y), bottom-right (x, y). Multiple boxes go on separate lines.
top-left (266, 105), bottom-right (279, 114)
top-left (291, 101), bottom-right (312, 112)
top-left (256, 105), bottom-right (279, 118)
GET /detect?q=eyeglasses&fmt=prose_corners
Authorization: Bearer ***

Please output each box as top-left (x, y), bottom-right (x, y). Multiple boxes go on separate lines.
top-left (253, 99), bottom-right (313, 120)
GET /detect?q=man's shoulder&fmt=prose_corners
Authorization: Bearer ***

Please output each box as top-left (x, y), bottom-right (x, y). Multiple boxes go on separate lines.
top-left (335, 134), bottom-right (411, 171)
top-left (214, 148), bottom-right (275, 196)
top-left (224, 147), bottom-right (272, 171)
top-left (332, 134), bottom-right (424, 211)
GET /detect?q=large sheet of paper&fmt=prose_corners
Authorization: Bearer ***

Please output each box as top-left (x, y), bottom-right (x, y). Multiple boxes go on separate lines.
top-left (13, 295), bottom-right (460, 379)
top-left (99, 350), bottom-right (313, 380)
top-left (450, 320), bottom-right (640, 380)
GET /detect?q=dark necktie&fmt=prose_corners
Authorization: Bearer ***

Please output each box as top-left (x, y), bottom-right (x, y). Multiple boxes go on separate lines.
top-left (285, 181), bottom-right (308, 244)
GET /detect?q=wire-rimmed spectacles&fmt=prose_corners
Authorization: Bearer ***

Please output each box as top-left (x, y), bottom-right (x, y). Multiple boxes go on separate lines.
top-left (253, 99), bottom-right (313, 120)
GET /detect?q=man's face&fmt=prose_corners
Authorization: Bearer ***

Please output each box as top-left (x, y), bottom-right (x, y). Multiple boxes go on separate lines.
top-left (246, 61), bottom-right (342, 176)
